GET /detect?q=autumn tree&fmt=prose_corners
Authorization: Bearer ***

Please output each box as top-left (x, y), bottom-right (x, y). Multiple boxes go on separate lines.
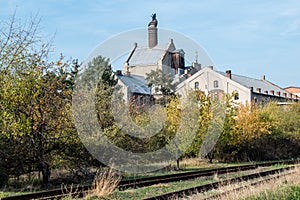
top-left (164, 91), bottom-right (201, 170)
top-left (0, 13), bottom-right (83, 187)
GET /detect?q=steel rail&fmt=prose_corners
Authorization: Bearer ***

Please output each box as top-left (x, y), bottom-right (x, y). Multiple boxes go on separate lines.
top-left (203, 170), bottom-right (295, 200)
top-left (142, 166), bottom-right (295, 200)
top-left (2, 159), bottom-right (298, 200)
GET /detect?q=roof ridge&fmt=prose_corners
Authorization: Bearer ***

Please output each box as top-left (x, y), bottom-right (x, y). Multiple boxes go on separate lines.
top-left (262, 79), bottom-right (285, 91)
top-left (216, 70), bottom-right (262, 82)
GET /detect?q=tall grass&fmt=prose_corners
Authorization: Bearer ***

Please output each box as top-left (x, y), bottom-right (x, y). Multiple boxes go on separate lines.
top-left (85, 167), bottom-right (121, 199)
top-left (200, 165), bottom-right (300, 200)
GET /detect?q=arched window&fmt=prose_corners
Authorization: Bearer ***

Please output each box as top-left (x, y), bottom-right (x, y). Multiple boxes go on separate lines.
top-left (194, 82), bottom-right (199, 90)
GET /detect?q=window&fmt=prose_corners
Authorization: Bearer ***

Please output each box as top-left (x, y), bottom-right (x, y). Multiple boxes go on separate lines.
top-left (194, 82), bottom-right (199, 90)
top-left (213, 80), bottom-right (219, 88)
top-left (234, 92), bottom-right (239, 100)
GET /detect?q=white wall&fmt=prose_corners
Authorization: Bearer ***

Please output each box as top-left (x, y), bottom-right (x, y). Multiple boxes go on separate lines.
top-left (176, 68), bottom-right (251, 104)
top-left (129, 65), bottom-right (160, 77)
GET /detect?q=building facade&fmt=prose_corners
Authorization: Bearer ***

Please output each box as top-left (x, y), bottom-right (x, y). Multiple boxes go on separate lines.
top-left (115, 14), bottom-right (297, 105)
top-left (284, 87), bottom-right (300, 100)
top-left (176, 66), bottom-right (297, 104)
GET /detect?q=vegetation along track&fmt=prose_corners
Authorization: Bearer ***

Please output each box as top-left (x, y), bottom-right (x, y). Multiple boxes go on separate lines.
top-left (2, 160), bottom-right (298, 200)
top-left (142, 165), bottom-right (296, 200)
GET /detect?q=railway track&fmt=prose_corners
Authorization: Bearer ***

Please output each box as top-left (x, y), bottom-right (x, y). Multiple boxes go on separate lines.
top-left (2, 159), bottom-right (298, 200)
top-left (142, 165), bottom-right (296, 200)
top-left (202, 170), bottom-right (295, 200)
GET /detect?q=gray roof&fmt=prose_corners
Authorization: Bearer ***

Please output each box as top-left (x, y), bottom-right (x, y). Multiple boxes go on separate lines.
top-left (128, 44), bottom-right (169, 66)
top-left (171, 49), bottom-right (185, 54)
top-left (117, 74), bottom-right (151, 94)
top-left (217, 71), bottom-right (288, 94)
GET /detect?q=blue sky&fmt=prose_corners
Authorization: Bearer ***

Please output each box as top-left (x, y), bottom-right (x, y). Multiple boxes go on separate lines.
top-left (1, 0), bottom-right (300, 87)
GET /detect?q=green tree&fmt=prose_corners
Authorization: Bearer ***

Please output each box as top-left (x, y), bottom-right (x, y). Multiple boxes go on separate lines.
top-left (0, 13), bottom-right (83, 187)
top-left (80, 55), bottom-right (118, 130)
top-left (146, 69), bottom-right (175, 97)
top-left (164, 91), bottom-right (201, 170)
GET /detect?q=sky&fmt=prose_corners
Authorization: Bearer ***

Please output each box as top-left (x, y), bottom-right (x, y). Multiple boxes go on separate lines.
top-left (1, 0), bottom-right (300, 87)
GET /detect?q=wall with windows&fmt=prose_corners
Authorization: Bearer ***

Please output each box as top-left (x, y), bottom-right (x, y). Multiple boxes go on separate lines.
top-left (176, 67), bottom-right (251, 104)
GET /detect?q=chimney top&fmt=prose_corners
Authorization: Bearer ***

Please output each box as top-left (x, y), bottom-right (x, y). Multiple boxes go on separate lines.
top-left (148, 14), bottom-right (158, 48)
top-left (226, 70), bottom-right (232, 79)
top-left (261, 75), bottom-right (265, 80)
top-left (148, 13), bottom-right (158, 27)
top-left (256, 88), bottom-right (261, 93)
top-left (208, 66), bottom-right (213, 70)
top-left (116, 70), bottom-right (122, 76)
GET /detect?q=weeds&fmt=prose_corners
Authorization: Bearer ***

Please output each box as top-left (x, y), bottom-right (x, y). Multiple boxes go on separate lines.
top-left (85, 167), bottom-right (121, 199)
top-left (196, 165), bottom-right (300, 200)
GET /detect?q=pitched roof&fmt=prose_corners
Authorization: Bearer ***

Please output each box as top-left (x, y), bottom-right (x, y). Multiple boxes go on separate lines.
top-left (117, 74), bottom-right (151, 94)
top-left (284, 86), bottom-right (300, 97)
top-left (127, 44), bottom-right (169, 67)
top-left (217, 71), bottom-right (288, 94)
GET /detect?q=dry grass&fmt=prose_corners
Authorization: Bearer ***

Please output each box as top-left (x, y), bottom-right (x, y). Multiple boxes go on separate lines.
top-left (61, 184), bottom-right (81, 200)
top-left (189, 165), bottom-right (300, 200)
top-left (84, 167), bottom-right (121, 199)
top-left (180, 158), bottom-right (217, 169)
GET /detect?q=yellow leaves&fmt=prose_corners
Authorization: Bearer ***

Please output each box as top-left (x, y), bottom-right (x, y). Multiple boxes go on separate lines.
top-left (230, 102), bottom-right (277, 147)
top-left (165, 96), bottom-right (181, 134)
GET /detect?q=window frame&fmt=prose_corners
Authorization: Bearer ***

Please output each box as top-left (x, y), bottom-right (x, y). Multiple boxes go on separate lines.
top-left (213, 80), bottom-right (219, 88)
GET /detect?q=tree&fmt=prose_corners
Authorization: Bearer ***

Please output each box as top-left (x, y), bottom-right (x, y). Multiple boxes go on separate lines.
top-left (0, 13), bottom-right (49, 183)
top-left (0, 13), bottom-right (82, 187)
top-left (164, 91), bottom-right (201, 170)
top-left (146, 69), bottom-right (175, 97)
top-left (80, 55), bottom-right (118, 130)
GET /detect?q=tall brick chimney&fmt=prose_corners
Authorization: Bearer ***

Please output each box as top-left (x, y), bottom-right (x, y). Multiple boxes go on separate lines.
top-left (148, 13), bottom-right (158, 48)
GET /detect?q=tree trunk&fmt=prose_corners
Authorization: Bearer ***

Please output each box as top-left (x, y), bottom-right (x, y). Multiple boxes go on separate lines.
top-left (39, 155), bottom-right (51, 188)
top-left (207, 151), bottom-right (214, 164)
top-left (176, 159), bottom-right (180, 171)
top-left (175, 147), bottom-right (180, 171)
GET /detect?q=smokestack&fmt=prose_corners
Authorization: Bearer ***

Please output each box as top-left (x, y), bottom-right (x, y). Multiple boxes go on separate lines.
top-left (116, 70), bottom-right (122, 76)
top-left (256, 88), bottom-right (261, 93)
top-left (148, 26), bottom-right (157, 48)
top-left (226, 70), bottom-right (232, 79)
top-left (148, 14), bottom-right (158, 48)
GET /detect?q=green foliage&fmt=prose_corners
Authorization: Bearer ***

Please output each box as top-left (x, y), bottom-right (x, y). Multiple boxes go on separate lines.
top-left (184, 90), bottom-right (212, 158)
top-left (214, 101), bottom-right (300, 162)
top-left (146, 69), bottom-right (175, 96)
top-left (247, 182), bottom-right (300, 200)
top-left (0, 13), bottom-right (93, 187)
top-left (80, 56), bottom-right (110, 85)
